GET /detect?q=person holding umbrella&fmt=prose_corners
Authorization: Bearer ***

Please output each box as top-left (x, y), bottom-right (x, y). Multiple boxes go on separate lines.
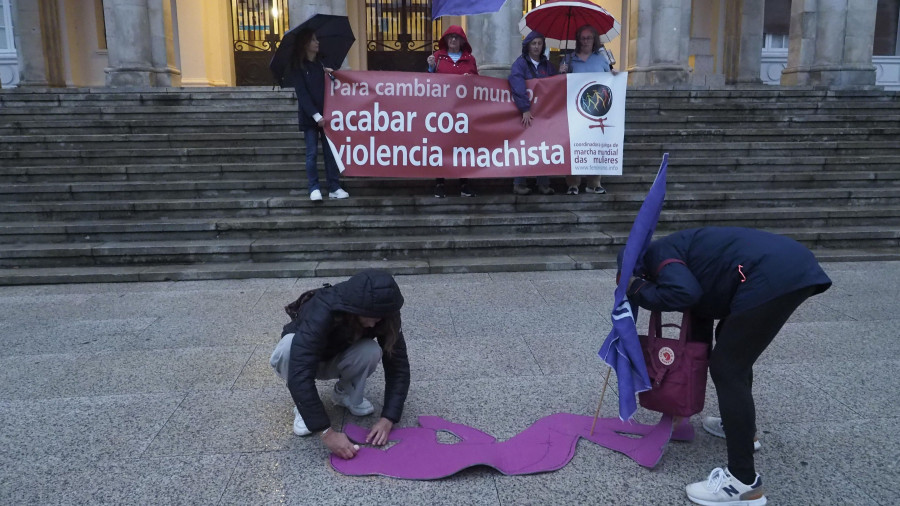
top-left (618, 227), bottom-right (832, 505)
top-left (288, 29), bottom-right (349, 201)
top-left (508, 31), bottom-right (560, 196)
top-left (518, 0), bottom-right (621, 196)
top-left (425, 25), bottom-right (479, 199)
top-left (560, 24), bottom-right (616, 196)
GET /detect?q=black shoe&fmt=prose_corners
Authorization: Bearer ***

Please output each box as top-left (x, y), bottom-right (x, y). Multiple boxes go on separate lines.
top-left (460, 184), bottom-right (476, 197)
top-left (434, 183), bottom-right (446, 198)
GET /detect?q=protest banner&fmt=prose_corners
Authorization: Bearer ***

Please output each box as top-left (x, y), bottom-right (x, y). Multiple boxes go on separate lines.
top-left (323, 70), bottom-right (626, 178)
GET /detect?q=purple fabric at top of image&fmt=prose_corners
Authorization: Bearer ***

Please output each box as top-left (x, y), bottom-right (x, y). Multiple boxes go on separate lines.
top-left (331, 413), bottom-right (694, 479)
top-left (432, 0), bottom-right (507, 19)
top-left (599, 153), bottom-right (669, 420)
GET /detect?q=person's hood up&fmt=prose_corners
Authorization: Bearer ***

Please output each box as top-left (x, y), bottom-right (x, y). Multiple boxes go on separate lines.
top-left (616, 247), bottom-right (648, 283)
top-left (331, 269), bottom-right (404, 317)
top-left (438, 25), bottom-right (472, 54)
top-left (521, 31), bottom-right (546, 57)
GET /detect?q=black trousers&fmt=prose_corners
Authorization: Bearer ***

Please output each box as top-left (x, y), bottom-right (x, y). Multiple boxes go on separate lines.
top-left (694, 285), bottom-right (819, 484)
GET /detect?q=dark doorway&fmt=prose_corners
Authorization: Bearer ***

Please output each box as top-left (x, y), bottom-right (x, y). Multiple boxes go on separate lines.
top-left (232, 0), bottom-right (290, 85)
top-left (366, 0), bottom-right (442, 71)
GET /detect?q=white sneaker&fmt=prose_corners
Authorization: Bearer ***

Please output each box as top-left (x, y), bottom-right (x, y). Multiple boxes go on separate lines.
top-left (292, 406), bottom-right (312, 436)
top-left (328, 188), bottom-right (350, 199)
top-left (686, 467), bottom-right (766, 505)
top-left (702, 416), bottom-right (761, 451)
top-left (309, 189), bottom-right (323, 201)
top-left (332, 385), bottom-right (374, 416)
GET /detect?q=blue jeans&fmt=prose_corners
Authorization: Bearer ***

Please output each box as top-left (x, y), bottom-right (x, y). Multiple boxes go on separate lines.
top-left (513, 176), bottom-right (550, 187)
top-left (304, 127), bottom-right (341, 193)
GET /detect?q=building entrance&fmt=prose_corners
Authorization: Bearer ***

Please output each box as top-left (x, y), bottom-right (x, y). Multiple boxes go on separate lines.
top-left (366, 0), bottom-right (441, 71)
top-left (232, 0), bottom-right (290, 85)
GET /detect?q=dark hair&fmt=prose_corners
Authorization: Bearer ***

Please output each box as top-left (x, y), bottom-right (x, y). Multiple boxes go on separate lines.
top-left (293, 28), bottom-right (318, 69)
top-left (332, 310), bottom-right (403, 356)
top-left (575, 25), bottom-right (601, 53)
top-left (374, 312), bottom-right (402, 356)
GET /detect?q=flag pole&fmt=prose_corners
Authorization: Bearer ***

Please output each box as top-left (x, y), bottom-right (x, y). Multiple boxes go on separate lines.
top-left (590, 366), bottom-right (612, 435)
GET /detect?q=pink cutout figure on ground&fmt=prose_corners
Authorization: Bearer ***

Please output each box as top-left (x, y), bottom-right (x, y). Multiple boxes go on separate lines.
top-left (331, 413), bottom-right (694, 479)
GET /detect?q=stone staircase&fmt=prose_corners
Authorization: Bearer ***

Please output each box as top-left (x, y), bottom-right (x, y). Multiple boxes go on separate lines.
top-left (1, 86), bottom-right (899, 284)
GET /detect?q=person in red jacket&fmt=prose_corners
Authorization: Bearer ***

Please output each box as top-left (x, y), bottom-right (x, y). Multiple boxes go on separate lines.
top-left (426, 25), bottom-right (478, 198)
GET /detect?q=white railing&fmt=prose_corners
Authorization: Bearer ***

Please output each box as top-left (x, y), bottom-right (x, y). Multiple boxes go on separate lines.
top-left (761, 50), bottom-right (900, 90)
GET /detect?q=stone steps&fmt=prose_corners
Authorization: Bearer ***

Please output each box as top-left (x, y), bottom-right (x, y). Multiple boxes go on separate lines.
top-left (5, 107), bottom-right (898, 126)
top-left (2, 187), bottom-right (899, 221)
top-left (1, 85), bottom-right (896, 104)
top-left (2, 206), bottom-right (898, 244)
top-left (2, 170), bottom-right (899, 202)
top-left (2, 142), bottom-right (896, 168)
top-left (2, 226), bottom-right (898, 270)
top-left (1, 87), bottom-right (898, 284)
top-left (4, 114), bottom-right (898, 136)
top-left (2, 155), bottom-right (897, 184)
top-left (3, 127), bottom-right (899, 152)
top-left (5, 245), bottom-right (900, 285)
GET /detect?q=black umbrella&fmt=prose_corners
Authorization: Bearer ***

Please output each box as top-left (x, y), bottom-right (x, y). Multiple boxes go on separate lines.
top-left (270, 14), bottom-right (356, 87)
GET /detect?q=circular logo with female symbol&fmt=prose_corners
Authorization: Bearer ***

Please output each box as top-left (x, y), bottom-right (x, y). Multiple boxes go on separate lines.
top-left (575, 82), bottom-right (614, 132)
top-left (659, 347), bottom-right (675, 366)
top-left (578, 83), bottom-right (613, 118)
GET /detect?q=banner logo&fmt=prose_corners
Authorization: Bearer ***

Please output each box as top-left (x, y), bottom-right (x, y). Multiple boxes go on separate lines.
top-left (576, 82), bottom-right (613, 133)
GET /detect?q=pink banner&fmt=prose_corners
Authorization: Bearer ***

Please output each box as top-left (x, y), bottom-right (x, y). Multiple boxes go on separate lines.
top-left (323, 70), bottom-right (626, 178)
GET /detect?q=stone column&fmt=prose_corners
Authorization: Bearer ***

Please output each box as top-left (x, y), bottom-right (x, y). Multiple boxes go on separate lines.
top-left (781, 0), bottom-right (877, 87)
top-left (627, 0), bottom-right (692, 86)
top-left (288, 0), bottom-right (346, 25)
top-left (465, 0), bottom-right (523, 78)
top-left (723, 0), bottom-right (764, 84)
top-left (103, 0), bottom-right (181, 87)
top-left (11, 0), bottom-right (64, 87)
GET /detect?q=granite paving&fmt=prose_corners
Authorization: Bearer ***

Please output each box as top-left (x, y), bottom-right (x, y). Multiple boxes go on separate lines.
top-left (1, 262), bottom-right (896, 505)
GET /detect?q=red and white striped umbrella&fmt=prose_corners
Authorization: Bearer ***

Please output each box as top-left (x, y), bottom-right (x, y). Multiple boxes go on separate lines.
top-left (519, 0), bottom-right (620, 50)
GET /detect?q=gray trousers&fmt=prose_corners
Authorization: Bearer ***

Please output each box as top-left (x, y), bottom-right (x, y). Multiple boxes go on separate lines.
top-left (270, 333), bottom-right (382, 406)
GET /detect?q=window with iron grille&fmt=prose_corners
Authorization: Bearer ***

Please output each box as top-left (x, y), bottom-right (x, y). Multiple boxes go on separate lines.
top-left (231, 0), bottom-right (290, 85)
top-left (366, 0), bottom-right (442, 71)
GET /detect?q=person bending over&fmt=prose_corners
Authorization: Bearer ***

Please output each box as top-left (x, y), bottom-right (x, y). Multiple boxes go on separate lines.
top-left (619, 227), bottom-right (831, 505)
top-left (270, 269), bottom-right (410, 459)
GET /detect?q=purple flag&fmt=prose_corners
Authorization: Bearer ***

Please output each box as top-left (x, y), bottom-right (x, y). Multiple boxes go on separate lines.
top-left (432, 0), bottom-right (507, 19)
top-left (598, 153), bottom-right (669, 420)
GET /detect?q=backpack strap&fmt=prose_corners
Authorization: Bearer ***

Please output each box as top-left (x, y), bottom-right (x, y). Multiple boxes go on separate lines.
top-left (284, 283), bottom-right (332, 320)
top-left (655, 258), bottom-right (686, 275)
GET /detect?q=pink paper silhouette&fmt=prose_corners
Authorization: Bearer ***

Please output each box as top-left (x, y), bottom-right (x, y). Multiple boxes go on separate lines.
top-left (331, 413), bottom-right (694, 479)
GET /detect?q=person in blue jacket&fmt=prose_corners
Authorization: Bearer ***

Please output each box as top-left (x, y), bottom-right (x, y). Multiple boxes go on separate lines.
top-left (508, 31), bottom-right (559, 196)
top-left (288, 29), bottom-right (349, 201)
top-left (620, 227), bottom-right (832, 505)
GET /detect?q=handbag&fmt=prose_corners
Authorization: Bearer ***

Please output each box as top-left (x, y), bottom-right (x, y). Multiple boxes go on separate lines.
top-left (638, 310), bottom-right (710, 417)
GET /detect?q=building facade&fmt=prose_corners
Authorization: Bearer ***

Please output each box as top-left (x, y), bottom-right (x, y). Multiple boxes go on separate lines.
top-left (1, 0), bottom-right (898, 90)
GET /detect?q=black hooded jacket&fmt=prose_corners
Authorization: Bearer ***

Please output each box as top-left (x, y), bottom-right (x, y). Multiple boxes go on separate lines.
top-left (626, 227), bottom-right (832, 318)
top-left (281, 269), bottom-right (410, 432)
top-left (288, 57), bottom-right (332, 129)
